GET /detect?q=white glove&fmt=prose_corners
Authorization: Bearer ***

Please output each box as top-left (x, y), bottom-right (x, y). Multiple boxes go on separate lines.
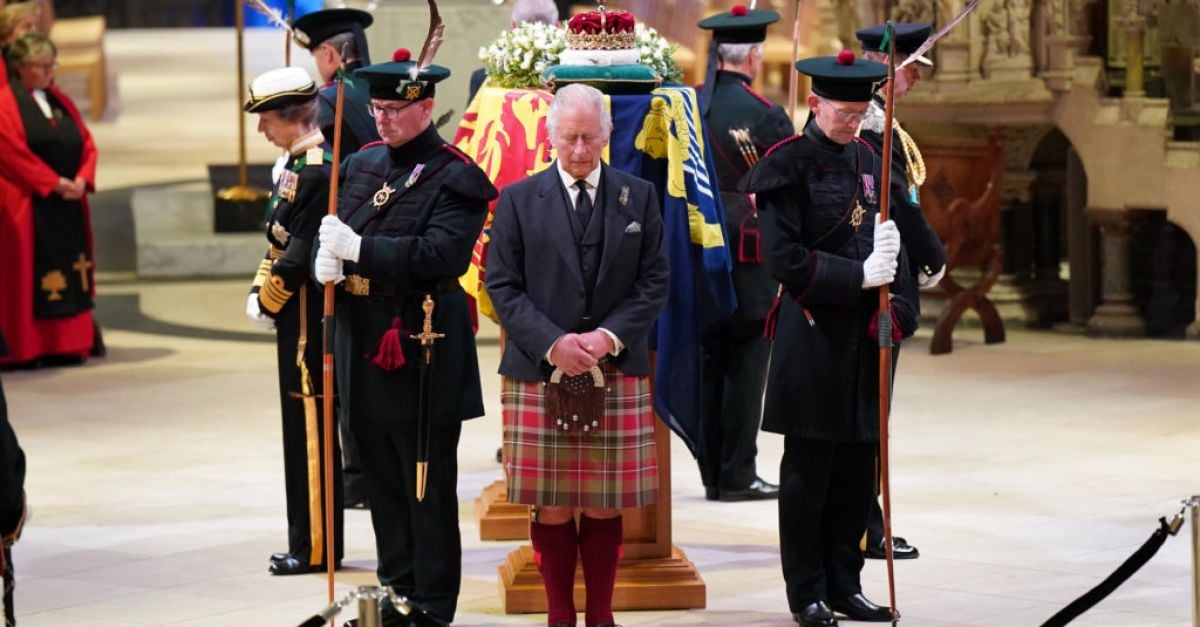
top-left (862, 216), bottom-right (900, 289)
top-left (245, 293), bottom-right (275, 331)
top-left (918, 264), bottom-right (947, 290)
top-left (314, 246), bottom-right (345, 284)
top-left (319, 214), bottom-right (362, 262)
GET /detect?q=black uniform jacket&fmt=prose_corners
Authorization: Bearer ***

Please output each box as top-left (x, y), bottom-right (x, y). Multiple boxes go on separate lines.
top-left (255, 144), bottom-right (331, 318)
top-left (329, 125), bottom-right (498, 430)
top-left (739, 119), bottom-right (910, 442)
top-left (858, 96), bottom-right (946, 313)
top-left (318, 62), bottom-right (380, 159)
top-left (484, 163), bottom-right (670, 382)
top-left (703, 70), bottom-right (795, 322)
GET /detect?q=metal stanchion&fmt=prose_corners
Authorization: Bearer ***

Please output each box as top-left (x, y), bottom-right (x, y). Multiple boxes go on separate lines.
top-left (356, 585), bottom-right (386, 627)
top-left (1188, 496), bottom-right (1200, 627)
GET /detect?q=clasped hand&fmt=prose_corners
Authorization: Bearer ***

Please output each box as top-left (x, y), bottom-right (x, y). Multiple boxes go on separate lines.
top-left (55, 176), bottom-right (86, 200)
top-left (549, 330), bottom-right (614, 377)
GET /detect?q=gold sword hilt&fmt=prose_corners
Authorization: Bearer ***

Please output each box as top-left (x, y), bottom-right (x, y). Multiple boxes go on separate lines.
top-left (414, 294), bottom-right (445, 362)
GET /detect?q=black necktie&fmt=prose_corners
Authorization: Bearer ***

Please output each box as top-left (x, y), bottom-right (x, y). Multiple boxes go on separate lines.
top-left (574, 179), bottom-right (592, 226)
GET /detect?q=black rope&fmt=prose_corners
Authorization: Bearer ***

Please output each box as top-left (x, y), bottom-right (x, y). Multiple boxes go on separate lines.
top-left (1040, 517), bottom-right (1174, 627)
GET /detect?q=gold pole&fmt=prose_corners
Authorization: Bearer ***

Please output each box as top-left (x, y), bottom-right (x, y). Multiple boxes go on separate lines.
top-left (1123, 18), bottom-right (1145, 97)
top-left (218, 1), bottom-right (270, 202)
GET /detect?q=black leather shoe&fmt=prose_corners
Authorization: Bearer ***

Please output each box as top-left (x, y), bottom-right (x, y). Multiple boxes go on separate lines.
top-left (268, 553), bottom-right (340, 575)
top-left (704, 486), bottom-right (719, 501)
top-left (864, 535), bottom-right (919, 560)
top-left (793, 601), bottom-right (837, 626)
top-left (829, 593), bottom-right (894, 622)
top-left (718, 477), bottom-right (780, 501)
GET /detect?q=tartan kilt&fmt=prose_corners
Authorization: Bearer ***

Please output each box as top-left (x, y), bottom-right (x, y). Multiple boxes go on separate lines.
top-left (502, 362), bottom-right (658, 509)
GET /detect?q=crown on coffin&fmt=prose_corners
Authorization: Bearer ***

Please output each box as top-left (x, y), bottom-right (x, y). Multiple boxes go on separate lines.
top-left (566, 6), bottom-right (637, 51)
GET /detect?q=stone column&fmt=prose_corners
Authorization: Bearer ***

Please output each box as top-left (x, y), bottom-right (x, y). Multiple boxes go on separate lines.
top-left (1085, 207), bottom-right (1147, 336)
top-left (1116, 1), bottom-right (1150, 97)
top-left (935, 0), bottom-right (972, 87)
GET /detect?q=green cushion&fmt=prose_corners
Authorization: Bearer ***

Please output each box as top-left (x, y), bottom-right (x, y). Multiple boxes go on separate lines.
top-left (542, 64), bottom-right (662, 95)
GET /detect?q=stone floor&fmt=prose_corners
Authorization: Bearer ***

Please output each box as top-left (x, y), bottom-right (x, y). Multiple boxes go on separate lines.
top-left (4, 277), bottom-right (1199, 627)
top-left (5, 26), bottom-right (1197, 627)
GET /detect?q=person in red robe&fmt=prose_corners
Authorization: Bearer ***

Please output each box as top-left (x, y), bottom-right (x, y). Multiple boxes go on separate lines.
top-left (0, 31), bottom-right (98, 366)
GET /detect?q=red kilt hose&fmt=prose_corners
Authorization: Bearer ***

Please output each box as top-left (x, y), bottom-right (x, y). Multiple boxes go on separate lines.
top-left (503, 362), bottom-right (658, 509)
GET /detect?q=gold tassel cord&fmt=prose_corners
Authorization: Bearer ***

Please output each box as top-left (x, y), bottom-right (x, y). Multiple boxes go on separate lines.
top-left (894, 123), bottom-right (926, 188)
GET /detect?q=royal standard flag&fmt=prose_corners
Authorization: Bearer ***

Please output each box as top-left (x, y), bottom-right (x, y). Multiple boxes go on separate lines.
top-left (609, 86), bottom-right (737, 455)
top-left (454, 87), bottom-right (556, 324)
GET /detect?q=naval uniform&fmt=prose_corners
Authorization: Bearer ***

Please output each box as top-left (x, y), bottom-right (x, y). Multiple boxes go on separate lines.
top-left (329, 125), bottom-right (496, 622)
top-left (249, 132), bottom-right (344, 570)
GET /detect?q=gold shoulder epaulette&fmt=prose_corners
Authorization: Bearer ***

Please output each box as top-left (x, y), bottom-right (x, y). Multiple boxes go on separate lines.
top-left (306, 146), bottom-right (324, 167)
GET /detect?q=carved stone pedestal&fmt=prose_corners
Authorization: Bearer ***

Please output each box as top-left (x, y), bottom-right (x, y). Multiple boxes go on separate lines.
top-left (1085, 207), bottom-right (1146, 337)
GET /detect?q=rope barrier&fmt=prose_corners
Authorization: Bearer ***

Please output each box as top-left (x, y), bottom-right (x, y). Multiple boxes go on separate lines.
top-left (1040, 498), bottom-right (1193, 627)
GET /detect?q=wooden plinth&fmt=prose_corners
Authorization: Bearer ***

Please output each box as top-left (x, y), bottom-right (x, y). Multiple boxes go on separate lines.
top-left (475, 479), bottom-right (531, 541)
top-left (498, 544), bottom-right (706, 613)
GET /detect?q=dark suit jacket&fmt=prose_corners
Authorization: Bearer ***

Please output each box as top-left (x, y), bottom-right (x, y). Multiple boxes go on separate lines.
top-left (485, 163), bottom-right (670, 381)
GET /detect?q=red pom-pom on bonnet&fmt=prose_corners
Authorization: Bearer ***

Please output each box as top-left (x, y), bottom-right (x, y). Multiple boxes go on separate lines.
top-left (731, 4), bottom-right (749, 16)
top-left (393, 48), bottom-right (411, 62)
top-left (836, 49), bottom-right (856, 66)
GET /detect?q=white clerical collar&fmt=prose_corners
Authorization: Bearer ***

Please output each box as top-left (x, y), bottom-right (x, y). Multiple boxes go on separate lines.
top-left (31, 88), bottom-right (52, 119)
top-left (289, 129), bottom-right (325, 156)
top-left (556, 160), bottom-right (602, 191)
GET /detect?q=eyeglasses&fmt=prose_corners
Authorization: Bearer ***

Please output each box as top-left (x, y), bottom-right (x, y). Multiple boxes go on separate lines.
top-left (366, 101), bottom-right (415, 120)
top-left (820, 102), bottom-right (867, 123)
top-left (25, 60), bottom-right (57, 71)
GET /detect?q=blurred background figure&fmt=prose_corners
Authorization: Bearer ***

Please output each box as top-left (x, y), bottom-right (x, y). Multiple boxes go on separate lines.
top-left (0, 31), bottom-right (101, 368)
top-left (466, 0), bottom-right (559, 105)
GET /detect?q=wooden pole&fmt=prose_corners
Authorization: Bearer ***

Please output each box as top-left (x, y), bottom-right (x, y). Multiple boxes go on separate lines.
top-left (787, 0), bottom-right (803, 123)
top-left (876, 21), bottom-right (899, 624)
top-left (321, 65), bottom-right (347, 618)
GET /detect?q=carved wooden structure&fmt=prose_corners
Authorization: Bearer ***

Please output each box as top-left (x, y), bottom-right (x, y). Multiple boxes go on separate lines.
top-left (917, 133), bottom-right (1007, 354)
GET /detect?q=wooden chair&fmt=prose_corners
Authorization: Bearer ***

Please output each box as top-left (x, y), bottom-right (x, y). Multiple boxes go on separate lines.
top-left (915, 132), bottom-right (1007, 354)
top-left (50, 15), bottom-right (107, 122)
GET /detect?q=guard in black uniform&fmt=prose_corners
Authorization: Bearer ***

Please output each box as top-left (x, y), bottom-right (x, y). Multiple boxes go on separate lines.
top-left (315, 48), bottom-right (497, 626)
top-left (695, 4), bottom-right (792, 502)
top-left (293, 8), bottom-right (380, 159)
top-left (0, 330), bottom-right (28, 626)
top-left (856, 22), bottom-right (948, 561)
top-left (740, 52), bottom-right (910, 627)
top-left (243, 66), bottom-right (344, 576)
top-left (292, 8), bottom-right (380, 508)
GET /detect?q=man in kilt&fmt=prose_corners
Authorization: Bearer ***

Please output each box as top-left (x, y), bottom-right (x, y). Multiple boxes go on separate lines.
top-left (485, 83), bottom-right (670, 627)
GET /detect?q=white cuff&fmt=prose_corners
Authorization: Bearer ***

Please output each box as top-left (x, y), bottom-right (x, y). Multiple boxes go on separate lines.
top-left (598, 327), bottom-right (623, 356)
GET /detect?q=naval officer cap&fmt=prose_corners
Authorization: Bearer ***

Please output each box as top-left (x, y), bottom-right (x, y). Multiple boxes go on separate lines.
top-left (697, 4), bottom-right (780, 44)
top-left (856, 22), bottom-right (934, 66)
top-left (794, 51), bottom-right (888, 103)
top-left (356, 48), bottom-right (451, 102)
top-left (291, 7), bottom-right (373, 50)
top-left (244, 66), bottom-right (318, 113)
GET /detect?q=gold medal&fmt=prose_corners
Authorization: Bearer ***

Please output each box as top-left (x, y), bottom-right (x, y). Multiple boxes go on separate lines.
top-left (372, 182), bottom-right (396, 208)
top-left (850, 202), bottom-right (866, 230)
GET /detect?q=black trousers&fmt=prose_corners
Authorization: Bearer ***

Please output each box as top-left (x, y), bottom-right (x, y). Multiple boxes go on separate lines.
top-left (357, 419), bottom-right (463, 623)
top-left (276, 297), bottom-right (343, 564)
top-left (778, 436), bottom-right (875, 611)
top-left (698, 319), bottom-right (769, 490)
